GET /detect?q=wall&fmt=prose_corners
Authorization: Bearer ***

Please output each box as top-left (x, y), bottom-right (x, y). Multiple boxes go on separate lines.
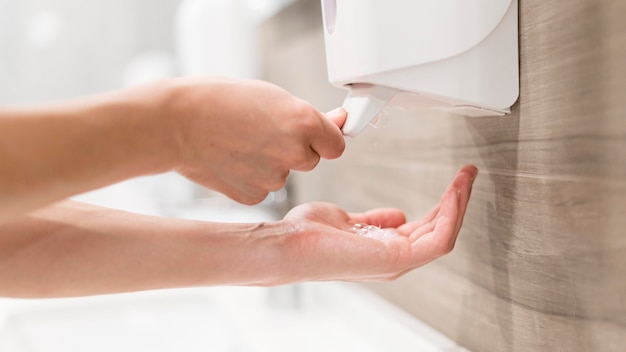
top-left (261, 1), bottom-right (626, 351)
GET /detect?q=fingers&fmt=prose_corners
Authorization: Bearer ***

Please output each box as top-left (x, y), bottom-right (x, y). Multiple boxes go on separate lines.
top-left (449, 165), bottom-right (478, 235)
top-left (277, 166), bottom-right (477, 284)
top-left (349, 208), bottom-right (407, 229)
top-left (403, 165), bottom-right (477, 240)
top-left (325, 107), bottom-right (347, 129)
top-left (397, 203), bottom-right (439, 238)
top-left (350, 187), bottom-right (463, 282)
top-left (291, 146), bottom-right (321, 171)
top-left (409, 165), bottom-right (477, 259)
top-left (189, 167), bottom-right (289, 206)
top-left (291, 107), bottom-right (345, 171)
top-left (410, 187), bottom-right (460, 261)
top-left (289, 107), bottom-right (345, 171)
top-left (309, 108), bottom-right (347, 160)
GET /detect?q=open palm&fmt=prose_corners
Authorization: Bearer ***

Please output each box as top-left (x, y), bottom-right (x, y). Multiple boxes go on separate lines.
top-left (279, 165), bottom-right (477, 283)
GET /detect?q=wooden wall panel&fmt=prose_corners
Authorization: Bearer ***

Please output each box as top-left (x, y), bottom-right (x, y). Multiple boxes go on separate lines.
top-left (261, 1), bottom-right (626, 351)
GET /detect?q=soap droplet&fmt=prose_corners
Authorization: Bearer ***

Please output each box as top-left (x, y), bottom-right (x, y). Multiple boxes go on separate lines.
top-left (369, 109), bottom-right (390, 129)
top-left (350, 223), bottom-right (399, 241)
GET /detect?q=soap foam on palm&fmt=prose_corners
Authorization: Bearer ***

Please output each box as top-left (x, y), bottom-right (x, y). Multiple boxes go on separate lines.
top-left (350, 223), bottom-right (399, 241)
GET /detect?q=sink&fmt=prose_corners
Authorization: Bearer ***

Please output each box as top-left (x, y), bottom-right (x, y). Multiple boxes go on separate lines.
top-left (0, 283), bottom-right (468, 352)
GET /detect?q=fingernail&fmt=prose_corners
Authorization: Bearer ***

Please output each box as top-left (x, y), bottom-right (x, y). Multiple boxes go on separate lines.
top-left (471, 169), bottom-right (478, 186)
top-left (326, 107), bottom-right (346, 118)
top-left (468, 171), bottom-right (477, 197)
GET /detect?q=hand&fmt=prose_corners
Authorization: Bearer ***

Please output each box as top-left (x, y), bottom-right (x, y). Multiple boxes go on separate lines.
top-left (0, 166), bottom-right (475, 297)
top-left (274, 165), bottom-right (477, 283)
top-left (160, 77), bottom-right (347, 205)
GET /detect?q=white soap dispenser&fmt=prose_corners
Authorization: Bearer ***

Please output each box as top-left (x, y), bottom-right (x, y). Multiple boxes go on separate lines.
top-left (321, 0), bottom-right (520, 138)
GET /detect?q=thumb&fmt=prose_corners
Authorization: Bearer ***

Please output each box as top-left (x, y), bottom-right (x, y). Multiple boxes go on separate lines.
top-left (325, 107), bottom-right (347, 129)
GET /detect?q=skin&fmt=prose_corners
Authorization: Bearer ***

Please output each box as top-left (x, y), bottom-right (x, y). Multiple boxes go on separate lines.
top-left (0, 77), bottom-right (346, 221)
top-left (0, 76), bottom-right (477, 298)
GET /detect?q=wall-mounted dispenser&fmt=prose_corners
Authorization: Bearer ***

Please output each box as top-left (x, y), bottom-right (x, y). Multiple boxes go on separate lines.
top-left (321, 0), bottom-right (519, 138)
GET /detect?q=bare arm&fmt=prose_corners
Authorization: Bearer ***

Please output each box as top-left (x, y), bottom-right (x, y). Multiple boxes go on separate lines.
top-left (0, 200), bottom-right (286, 297)
top-left (0, 166), bottom-right (476, 298)
top-left (0, 88), bottom-right (174, 222)
top-left (0, 77), bottom-right (347, 222)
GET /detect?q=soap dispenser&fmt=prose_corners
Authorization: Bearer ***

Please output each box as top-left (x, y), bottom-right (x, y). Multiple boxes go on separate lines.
top-left (321, 0), bottom-right (519, 138)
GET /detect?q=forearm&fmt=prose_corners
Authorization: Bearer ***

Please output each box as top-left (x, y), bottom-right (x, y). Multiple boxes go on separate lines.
top-left (0, 200), bottom-right (284, 298)
top-left (0, 83), bottom-right (177, 222)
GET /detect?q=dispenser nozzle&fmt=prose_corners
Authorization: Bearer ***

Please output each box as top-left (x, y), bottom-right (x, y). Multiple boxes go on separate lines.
top-left (341, 84), bottom-right (398, 138)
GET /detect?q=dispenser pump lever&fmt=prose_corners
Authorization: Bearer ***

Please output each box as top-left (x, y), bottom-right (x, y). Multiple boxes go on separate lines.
top-left (341, 84), bottom-right (398, 138)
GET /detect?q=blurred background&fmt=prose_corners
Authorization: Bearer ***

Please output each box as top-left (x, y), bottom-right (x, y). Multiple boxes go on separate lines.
top-left (0, 0), bottom-right (465, 351)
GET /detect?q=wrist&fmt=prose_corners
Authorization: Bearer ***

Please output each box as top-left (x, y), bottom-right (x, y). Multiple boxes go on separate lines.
top-left (159, 219), bottom-right (287, 288)
top-left (157, 76), bottom-right (226, 173)
top-left (101, 79), bottom-right (182, 176)
top-left (230, 220), bottom-right (293, 286)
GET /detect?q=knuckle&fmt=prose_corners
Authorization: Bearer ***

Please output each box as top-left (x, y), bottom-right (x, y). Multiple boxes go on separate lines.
top-left (299, 154), bottom-right (320, 171)
top-left (307, 156), bottom-right (321, 171)
top-left (246, 193), bottom-right (269, 205)
top-left (291, 99), bottom-right (313, 116)
top-left (268, 173), bottom-right (289, 191)
top-left (289, 146), bottom-right (317, 171)
top-left (229, 188), bottom-right (268, 206)
top-left (292, 145), bottom-right (310, 161)
top-left (326, 138), bottom-right (346, 159)
top-left (292, 104), bottom-right (321, 133)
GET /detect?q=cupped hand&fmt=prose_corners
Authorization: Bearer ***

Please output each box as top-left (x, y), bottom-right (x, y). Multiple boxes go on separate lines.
top-left (162, 77), bottom-right (347, 205)
top-left (276, 165), bottom-right (477, 283)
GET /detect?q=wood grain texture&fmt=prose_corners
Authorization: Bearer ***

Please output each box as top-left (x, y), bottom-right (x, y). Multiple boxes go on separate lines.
top-left (261, 0), bottom-right (626, 351)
